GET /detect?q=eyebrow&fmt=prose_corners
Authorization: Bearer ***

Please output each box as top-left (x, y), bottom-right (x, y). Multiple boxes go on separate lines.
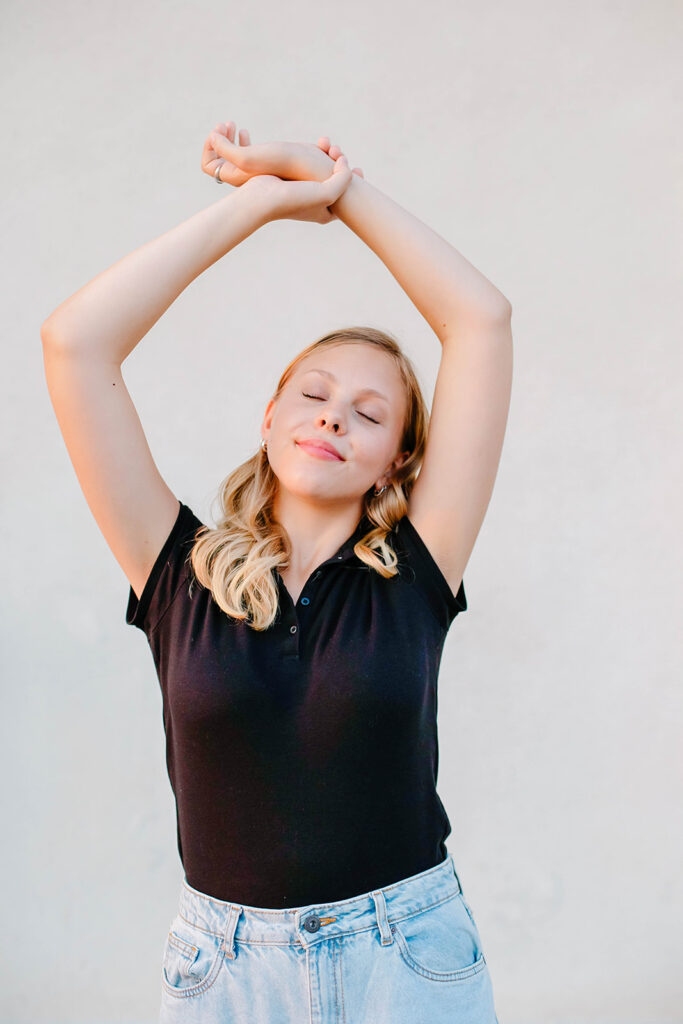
top-left (302, 368), bottom-right (390, 404)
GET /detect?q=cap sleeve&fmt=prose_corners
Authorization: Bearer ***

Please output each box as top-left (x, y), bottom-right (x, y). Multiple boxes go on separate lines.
top-left (125, 500), bottom-right (205, 635)
top-left (392, 514), bottom-right (467, 631)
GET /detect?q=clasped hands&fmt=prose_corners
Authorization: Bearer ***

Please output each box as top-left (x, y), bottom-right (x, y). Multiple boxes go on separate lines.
top-left (201, 120), bottom-right (364, 224)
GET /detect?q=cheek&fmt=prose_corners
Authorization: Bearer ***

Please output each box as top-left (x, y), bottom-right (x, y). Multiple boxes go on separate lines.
top-left (354, 441), bottom-right (391, 483)
top-left (364, 434), bottom-right (393, 464)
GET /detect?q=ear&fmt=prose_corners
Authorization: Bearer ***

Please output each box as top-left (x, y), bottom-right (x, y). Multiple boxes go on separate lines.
top-left (375, 450), bottom-right (411, 491)
top-left (261, 397), bottom-right (277, 438)
top-left (392, 449), bottom-right (411, 472)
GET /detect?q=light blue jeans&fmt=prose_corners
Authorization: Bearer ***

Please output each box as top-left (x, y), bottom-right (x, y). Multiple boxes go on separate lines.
top-left (159, 851), bottom-right (499, 1023)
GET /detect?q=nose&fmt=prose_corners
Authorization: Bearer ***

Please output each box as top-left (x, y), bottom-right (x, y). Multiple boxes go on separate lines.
top-left (318, 411), bottom-right (342, 432)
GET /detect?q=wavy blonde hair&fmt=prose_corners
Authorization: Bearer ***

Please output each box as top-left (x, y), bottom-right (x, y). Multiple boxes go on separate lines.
top-left (187, 327), bottom-right (429, 630)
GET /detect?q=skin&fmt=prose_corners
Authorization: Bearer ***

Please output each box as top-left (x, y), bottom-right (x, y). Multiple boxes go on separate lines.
top-left (261, 343), bottom-right (410, 597)
top-left (203, 120), bottom-right (364, 184)
top-left (202, 121), bottom-right (364, 223)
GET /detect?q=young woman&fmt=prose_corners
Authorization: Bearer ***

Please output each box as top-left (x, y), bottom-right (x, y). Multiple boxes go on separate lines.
top-left (41, 120), bottom-right (512, 1023)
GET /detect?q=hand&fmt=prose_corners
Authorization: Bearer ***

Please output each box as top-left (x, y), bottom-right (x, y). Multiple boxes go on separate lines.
top-left (202, 122), bottom-right (365, 220)
top-left (240, 154), bottom-right (354, 224)
top-left (315, 136), bottom-right (364, 182)
top-left (202, 121), bottom-right (365, 184)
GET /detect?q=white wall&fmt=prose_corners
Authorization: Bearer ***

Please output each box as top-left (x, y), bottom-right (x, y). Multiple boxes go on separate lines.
top-left (2, 0), bottom-right (681, 1020)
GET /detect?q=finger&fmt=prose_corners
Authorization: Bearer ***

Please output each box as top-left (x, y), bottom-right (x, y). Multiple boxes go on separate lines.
top-left (209, 132), bottom-right (247, 167)
top-left (352, 167), bottom-right (364, 178)
top-left (226, 121), bottom-right (236, 143)
top-left (328, 144), bottom-right (343, 160)
top-left (214, 121), bottom-right (234, 140)
top-left (317, 136), bottom-right (331, 153)
top-left (239, 127), bottom-right (251, 146)
top-left (201, 133), bottom-right (219, 172)
top-left (332, 154), bottom-right (350, 174)
top-left (323, 156), bottom-right (353, 201)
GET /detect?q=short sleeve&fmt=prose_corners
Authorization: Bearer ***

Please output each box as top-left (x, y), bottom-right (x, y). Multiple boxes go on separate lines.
top-left (125, 501), bottom-right (206, 635)
top-left (393, 514), bottom-right (467, 631)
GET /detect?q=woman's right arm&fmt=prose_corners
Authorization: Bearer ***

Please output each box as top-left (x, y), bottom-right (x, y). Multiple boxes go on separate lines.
top-left (41, 188), bottom-right (272, 601)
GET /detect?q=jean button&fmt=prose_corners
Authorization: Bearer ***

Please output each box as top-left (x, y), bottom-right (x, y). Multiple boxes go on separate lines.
top-left (303, 914), bottom-right (321, 933)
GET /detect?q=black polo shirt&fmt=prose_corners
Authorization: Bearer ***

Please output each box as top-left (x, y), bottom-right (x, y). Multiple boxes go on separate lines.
top-left (126, 499), bottom-right (467, 908)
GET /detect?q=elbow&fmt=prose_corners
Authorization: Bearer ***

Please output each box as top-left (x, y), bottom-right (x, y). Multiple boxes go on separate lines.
top-left (470, 294), bottom-right (512, 323)
top-left (40, 320), bottom-right (58, 348)
top-left (41, 318), bottom-right (73, 351)
top-left (491, 296), bottom-right (512, 320)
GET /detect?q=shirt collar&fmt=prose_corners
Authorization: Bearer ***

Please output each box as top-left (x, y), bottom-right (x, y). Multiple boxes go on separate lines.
top-left (331, 512), bottom-right (373, 564)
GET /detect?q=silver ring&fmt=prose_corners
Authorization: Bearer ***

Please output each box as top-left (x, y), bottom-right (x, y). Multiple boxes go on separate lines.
top-left (215, 162), bottom-right (225, 183)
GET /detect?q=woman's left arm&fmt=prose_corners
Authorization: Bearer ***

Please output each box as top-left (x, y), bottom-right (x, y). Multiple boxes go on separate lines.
top-left (330, 175), bottom-right (513, 601)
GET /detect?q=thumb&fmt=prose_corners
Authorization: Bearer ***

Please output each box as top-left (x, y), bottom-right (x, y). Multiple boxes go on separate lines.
top-left (321, 155), bottom-right (353, 202)
top-left (210, 131), bottom-right (247, 168)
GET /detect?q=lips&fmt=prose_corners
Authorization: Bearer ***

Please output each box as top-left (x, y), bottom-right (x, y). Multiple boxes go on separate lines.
top-left (296, 438), bottom-right (345, 461)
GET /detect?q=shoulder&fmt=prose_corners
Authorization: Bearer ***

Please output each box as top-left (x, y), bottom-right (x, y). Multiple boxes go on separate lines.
top-left (125, 501), bottom-right (206, 634)
top-left (390, 513), bottom-right (467, 629)
top-left (399, 510), bottom-right (464, 596)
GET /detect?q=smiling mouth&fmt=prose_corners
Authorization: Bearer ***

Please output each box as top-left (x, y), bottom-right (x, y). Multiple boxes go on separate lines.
top-left (296, 441), bottom-right (344, 461)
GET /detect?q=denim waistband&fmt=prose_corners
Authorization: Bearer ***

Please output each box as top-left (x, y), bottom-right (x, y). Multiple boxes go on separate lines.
top-left (176, 852), bottom-right (464, 957)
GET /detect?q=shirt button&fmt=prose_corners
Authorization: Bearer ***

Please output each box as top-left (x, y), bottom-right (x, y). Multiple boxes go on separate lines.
top-left (290, 625), bottom-right (297, 634)
top-left (303, 914), bottom-right (321, 933)
top-left (301, 597), bottom-right (310, 605)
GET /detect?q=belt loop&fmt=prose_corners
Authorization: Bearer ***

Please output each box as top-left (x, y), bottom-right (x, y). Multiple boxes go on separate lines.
top-left (220, 904), bottom-right (242, 960)
top-left (450, 854), bottom-right (463, 894)
top-left (371, 889), bottom-right (394, 946)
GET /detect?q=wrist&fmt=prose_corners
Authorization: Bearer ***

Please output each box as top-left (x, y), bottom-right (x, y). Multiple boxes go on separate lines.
top-left (230, 178), bottom-right (280, 228)
top-left (292, 147), bottom-right (338, 184)
top-left (327, 170), bottom-right (364, 216)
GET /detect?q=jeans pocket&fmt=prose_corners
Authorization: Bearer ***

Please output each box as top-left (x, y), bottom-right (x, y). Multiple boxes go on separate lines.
top-left (391, 891), bottom-right (487, 983)
top-left (161, 914), bottom-right (224, 999)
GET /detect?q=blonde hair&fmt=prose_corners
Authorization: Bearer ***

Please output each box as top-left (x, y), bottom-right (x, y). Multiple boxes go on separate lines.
top-left (187, 327), bottom-right (429, 631)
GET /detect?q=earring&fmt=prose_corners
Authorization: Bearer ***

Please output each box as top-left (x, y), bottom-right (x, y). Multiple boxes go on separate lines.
top-left (261, 439), bottom-right (268, 452)
top-left (373, 484), bottom-right (388, 496)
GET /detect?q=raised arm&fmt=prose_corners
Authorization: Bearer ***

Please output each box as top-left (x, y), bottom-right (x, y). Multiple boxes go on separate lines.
top-left (201, 122), bottom-right (512, 600)
top-left (41, 187), bottom-right (272, 599)
top-left (327, 173), bottom-right (513, 601)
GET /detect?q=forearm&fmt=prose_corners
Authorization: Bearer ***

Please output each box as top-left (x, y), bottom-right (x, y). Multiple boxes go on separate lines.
top-left (328, 176), bottom-right (511, 338)
top-left (41, 189), bottom-right (271, 364)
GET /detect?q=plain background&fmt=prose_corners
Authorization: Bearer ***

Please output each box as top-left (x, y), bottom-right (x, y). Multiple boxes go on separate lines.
top-left (2, 0), bottom-right (681, 1020)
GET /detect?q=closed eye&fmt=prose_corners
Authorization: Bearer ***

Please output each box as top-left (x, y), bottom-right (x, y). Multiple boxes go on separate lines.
top-left (301, 392), bottom-right (379, 424)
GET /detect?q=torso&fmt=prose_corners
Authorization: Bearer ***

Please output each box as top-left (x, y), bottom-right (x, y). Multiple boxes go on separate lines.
top-left (126, 500), bottom-right (466, 907)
